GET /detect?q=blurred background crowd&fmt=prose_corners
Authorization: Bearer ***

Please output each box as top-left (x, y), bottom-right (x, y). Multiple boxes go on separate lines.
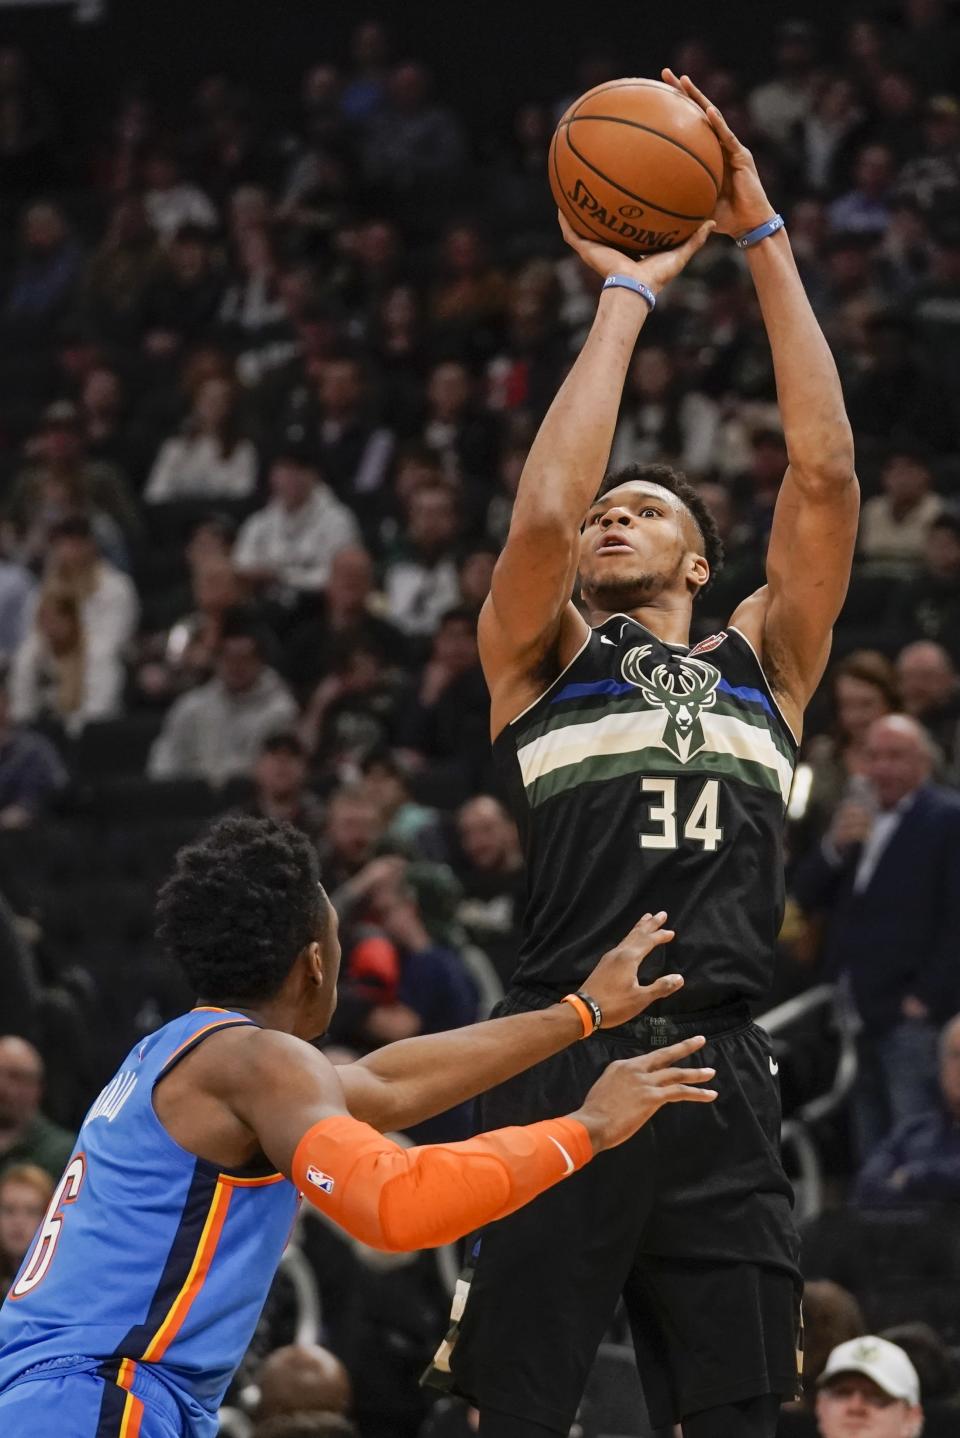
top-left (0, 0), bottom-right (959, 1434)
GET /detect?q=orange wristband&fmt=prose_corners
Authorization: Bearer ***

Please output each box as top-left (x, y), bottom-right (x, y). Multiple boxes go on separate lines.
top-left (561, 993), bottom-right (594, 1039)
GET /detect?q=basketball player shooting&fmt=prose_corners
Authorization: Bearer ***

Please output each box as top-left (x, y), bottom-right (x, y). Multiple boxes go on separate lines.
top-left (0, 816), bottom-right (716, 1438)
top-left (428, 73), bottom-right (860, 1438)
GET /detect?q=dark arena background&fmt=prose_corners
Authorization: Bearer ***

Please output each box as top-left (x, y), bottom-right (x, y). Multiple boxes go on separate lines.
top-left (1, 1), bottom-right (960, 1434)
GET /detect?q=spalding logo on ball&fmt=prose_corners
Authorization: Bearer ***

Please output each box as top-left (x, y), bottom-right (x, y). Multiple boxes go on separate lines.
top-left (549, 77), bottom-right (723, 255)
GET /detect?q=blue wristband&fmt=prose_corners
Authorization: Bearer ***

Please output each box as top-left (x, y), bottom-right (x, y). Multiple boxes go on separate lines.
top-left (735, 214), bottom-right (785, 250)
top-left (601, 274), bottom-right (656, 311)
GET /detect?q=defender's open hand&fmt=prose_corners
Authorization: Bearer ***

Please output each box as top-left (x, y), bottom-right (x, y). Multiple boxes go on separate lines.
top-left (583, 911), bottom-right (682, 1028)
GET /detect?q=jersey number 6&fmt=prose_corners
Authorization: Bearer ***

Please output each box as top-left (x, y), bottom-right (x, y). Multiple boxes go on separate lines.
top-left (9, 1153), bottom-right (86, 1300)
top-left (639, 778), bottom-right (722, 852)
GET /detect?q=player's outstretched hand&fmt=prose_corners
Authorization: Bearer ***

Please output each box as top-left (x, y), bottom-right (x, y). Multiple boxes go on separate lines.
top-left (583, 910), bottom-right (682, 1027)
top-left (660, 69), bottom-right (773, 238)
top-left (573, 1036), bottom-right (717, 1152)
top-left (558, 210), bottom-right (714, 296)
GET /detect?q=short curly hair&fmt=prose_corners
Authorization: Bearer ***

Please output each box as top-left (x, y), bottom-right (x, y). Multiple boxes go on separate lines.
top-left (597, 462), bottom-right (725, 594)
top-left (155, 816), bottom-right (326, 1003)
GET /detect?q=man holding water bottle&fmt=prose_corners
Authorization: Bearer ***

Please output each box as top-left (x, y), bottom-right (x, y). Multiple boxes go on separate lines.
top-left (793, 713), bottom-right (960, 1159)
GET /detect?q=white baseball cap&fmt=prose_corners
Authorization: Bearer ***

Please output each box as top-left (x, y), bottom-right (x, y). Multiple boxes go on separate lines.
top-left (818, 1336), bottom-right (920, 1405)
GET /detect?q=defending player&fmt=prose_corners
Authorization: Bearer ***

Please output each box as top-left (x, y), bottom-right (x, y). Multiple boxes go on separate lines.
top-left (429, 73), bottom-right (860, 1438)
top-left (0, 816), bottom-right (715, 1438)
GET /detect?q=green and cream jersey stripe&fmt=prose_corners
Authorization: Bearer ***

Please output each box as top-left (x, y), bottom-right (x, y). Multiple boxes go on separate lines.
top-left (515, 703), bottom-right (796, 809)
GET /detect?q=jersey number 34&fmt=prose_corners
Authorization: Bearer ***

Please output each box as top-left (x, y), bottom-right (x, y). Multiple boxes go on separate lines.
top-left (639, 778), bottom-right (722, 852)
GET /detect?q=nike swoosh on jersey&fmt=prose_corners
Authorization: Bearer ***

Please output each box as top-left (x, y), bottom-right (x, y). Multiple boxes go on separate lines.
top-left (769, 1056), bottom-right (779, 1075)
top-left (548, 1135), bottom-right (575, 1175)
top-left (600, 636), bottom-right (617, 646)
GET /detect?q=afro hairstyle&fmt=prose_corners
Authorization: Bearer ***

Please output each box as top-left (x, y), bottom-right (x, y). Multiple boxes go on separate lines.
top-left (155, 815), bottom-right (326, 1003)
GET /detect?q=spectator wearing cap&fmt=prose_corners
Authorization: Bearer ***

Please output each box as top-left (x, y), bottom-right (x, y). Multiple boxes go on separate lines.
top-left (282, 545), bottom-right (405, 696)
top-left (246, 732), bottom-right (324, 844)
top-left (144, 374), bottom-right (258, 503)
top-left (815, 1336), bottom-right (922, 1438)
top-left (890, 514), bottom-right (960, 664)
top-left (748, 20), bottom-right (821, 144)
top-left (793, 715), bottom-right (960, 1158)
top-left (0, 669), bottom-right (67, 827)
top-left (896, 640), bottom-right (960, 778)
top-left (233, 445), bottom-right (360, 601)
top-left (856, 1011), bottom-right (960, 1206)
top-left (382, 483), bottom-right (461, 640)
top-left (858, 447), bottom-right (942, 574)
top-left (0, 1037), bottom-right (74, 1182)
top-left (147, 605), bottom-right (296, 785)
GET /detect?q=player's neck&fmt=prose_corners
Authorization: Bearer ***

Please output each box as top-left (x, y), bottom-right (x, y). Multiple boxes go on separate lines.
top-left (197, 995), bottom-right (299, 1035)
top-left (586, 600), bottom-right (692, 647)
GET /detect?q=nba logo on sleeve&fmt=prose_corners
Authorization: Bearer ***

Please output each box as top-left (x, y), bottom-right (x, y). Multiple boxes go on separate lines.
top-left (305, 1165), bottom-right (335, 1195)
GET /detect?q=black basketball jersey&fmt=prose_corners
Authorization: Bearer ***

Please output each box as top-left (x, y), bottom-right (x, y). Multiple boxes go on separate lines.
top-left (493, 613), bottom-right (798, 1013)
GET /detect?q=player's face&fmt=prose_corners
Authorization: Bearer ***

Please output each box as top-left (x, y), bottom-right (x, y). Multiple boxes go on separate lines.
top-left (815, 1377), bottom-right (920, 1437)
top-left (578, 483), bottom-right (703, 612)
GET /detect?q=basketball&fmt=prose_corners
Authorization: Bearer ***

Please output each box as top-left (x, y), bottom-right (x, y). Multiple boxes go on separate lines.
top-left (549, 78), bottom-right (724, 255)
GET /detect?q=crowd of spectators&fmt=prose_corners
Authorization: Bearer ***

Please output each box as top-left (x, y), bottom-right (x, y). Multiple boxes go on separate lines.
top-left (1, 4), bottom-right (960, 1434)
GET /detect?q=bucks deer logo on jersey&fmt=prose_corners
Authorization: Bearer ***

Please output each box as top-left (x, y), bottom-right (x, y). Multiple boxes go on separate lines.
top-left (622, 646), bottom-right (721, 762)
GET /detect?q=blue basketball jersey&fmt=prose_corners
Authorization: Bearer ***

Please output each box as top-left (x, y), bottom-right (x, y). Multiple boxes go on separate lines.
top-left (0, 1009), bottom-right (300, 1433)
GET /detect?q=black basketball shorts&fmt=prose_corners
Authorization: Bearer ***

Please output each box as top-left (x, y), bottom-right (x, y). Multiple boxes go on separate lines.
top-left (424, 995), bottom-right (803, 1433)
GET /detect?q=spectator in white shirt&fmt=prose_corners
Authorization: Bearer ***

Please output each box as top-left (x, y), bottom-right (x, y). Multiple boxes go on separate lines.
top-left (145, 377), bottom-right (259, 504)
top-left (10, 589), bottom-right (123, 736)
top-left (383, 481), bottom-right (461, 639)
top-left (749, 20), bottom-right (820, 145)
top-left (233, 444), bottom-right (359, 599)
top-left (42, 515), bottom-right (139, 662)
top-left (143, 149), bottom-right (218, 244)
top-left (859, 448), bottom-right (942, 573)
top-left (148, 607), bottom-right (297, 785)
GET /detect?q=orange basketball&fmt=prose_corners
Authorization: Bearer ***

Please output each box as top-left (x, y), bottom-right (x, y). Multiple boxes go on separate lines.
top-left (549, 78), bottom-right (723, 256)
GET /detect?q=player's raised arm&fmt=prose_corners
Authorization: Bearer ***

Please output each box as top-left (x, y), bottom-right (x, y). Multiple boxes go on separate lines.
top-left (481, 216), bottom-right (714, 667)
top-left (225, 1027), bottom-right (715, 1254)
top-left (666, 71), bottom-right (859, 734)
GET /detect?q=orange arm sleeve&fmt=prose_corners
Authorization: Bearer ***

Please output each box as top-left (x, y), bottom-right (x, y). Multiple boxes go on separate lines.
top-left (291, 1113), bottom-right (592, 1252)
